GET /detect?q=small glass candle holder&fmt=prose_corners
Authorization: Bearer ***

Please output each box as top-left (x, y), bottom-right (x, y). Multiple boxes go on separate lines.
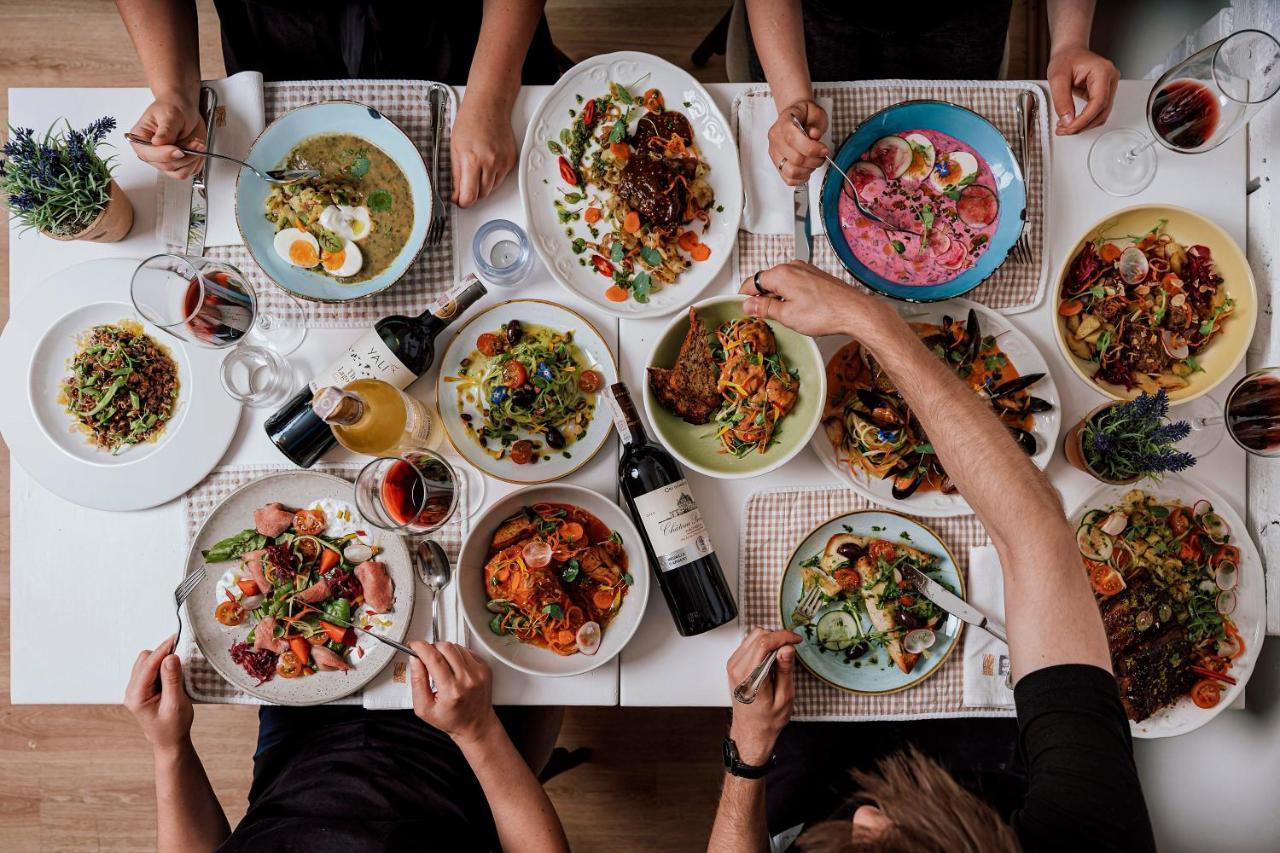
top-left (472, 219), bottom-right (533, 287)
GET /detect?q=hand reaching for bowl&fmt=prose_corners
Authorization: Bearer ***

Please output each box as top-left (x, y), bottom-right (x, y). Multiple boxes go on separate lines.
top-left (129, 95), bottom-right (207, 180)
top-left (768, 100), bottom-right (829, 186)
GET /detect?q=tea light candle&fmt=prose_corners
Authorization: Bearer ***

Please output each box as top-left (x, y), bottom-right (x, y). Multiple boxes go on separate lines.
top-left (472, 219), bottom-right (533, 287)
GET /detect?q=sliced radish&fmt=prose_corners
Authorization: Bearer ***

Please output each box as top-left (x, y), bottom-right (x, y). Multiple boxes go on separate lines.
top-left (576, 621), bottom-right (602, 655)
top-left (1200, 512), bottom-right (1230, 543)
top-left (1099, 511), bottom-right (1129, 536)
top-left (1193, 500), bottom-right (1213, 520)
top-left (240, 594), bottom-right (265, 611)
top-left (936, 238), bottom-right (968, 269)
top-left (1217, 589), bottom-right (1237, 615)
top-left (343, 542), bottom-right (374, 564)
top-left (1215, 562), bottom-right (1239, 591)
top-left (926, 229), bottom-right (951, 256)
top-left (902, 133), bottom-right (936, 181)
top-left (902, 628), bottom-right (936, 654)
top-left (1118, 246), bottom-right (1150, 284)
top-left (1161, 330), bottom-right (1190, 360)
top-left (868, 136), bottom-right (912, 179)
top-left (957, 184), bottom-right (998, 226)
top-left (850, 161), bottom-right (885, 201)
top-left (522, 539), bottom-right (552, 568)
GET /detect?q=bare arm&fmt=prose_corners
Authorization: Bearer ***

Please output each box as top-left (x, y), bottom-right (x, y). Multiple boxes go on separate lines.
top-left (125, 638), bottom-right (230, 852)
top-left (452, 0), bottom-right (547, 206)
top-left (709, 776), bottom-right (769, 853)
top-left (410, 641), bottom-right (569, 853)
top-left (742, 264), bottom-right (1112, 680)
top-left (1045, 0), bottom-right (1120, 134)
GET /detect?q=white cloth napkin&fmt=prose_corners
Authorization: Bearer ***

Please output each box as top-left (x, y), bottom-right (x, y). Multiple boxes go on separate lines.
top-left (962, 545), bottom-right (1015, 708)
top-left (361, 583), bottom-right (459, 709)
top-left (158, 71), bottom-right (265, 250)
top-left (738, 92), bottom-right (832, 235)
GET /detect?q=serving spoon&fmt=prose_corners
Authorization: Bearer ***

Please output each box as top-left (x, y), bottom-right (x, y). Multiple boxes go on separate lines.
top-left (416, 540), bottom-right (452, 644)
top-left (124, 132), bottom-right (321, 185)
top-left (788, 115), bottom-right (921, 237)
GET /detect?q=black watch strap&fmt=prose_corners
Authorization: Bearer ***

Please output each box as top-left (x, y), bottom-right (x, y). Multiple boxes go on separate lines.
top-left (722, 736), bottom-right (774, 779)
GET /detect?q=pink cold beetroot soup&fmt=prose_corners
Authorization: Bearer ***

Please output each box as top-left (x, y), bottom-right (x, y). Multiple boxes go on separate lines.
top-left (838, 128), bottom-right (1000, 286)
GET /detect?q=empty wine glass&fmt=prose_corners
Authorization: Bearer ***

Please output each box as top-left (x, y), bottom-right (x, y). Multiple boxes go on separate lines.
top-left (1088, 29), bottom-right (1280, 196)
top-left (1170, 395), bottom-right (1225, 458)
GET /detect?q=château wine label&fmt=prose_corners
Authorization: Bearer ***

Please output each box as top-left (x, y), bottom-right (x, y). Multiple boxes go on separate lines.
top-left (630, 480), bottom-right (716, 572)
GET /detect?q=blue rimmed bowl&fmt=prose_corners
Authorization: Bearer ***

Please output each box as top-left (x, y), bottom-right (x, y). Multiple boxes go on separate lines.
top-left (819, 100), bottom-right (1025, 303)
top-left (235, 101), bottom-right (432, 303)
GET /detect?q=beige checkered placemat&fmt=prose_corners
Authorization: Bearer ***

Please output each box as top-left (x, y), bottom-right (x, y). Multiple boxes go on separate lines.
top-left (207, 79), bottom-right (457, 329)
top-left (737, 81), bottom-right (1049, 313)
top-left (179, 462), bottom-right (465, 705)
top-left (741, 486), bottom-right (1013, 721)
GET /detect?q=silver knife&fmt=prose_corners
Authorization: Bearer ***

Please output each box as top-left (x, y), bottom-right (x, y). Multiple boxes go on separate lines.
top-left (793, 182), bottom-right (811, 262)
top-left (185, 85), bottom-right (218, 257)
top-left (906, 565), bottom-right (1006, 643)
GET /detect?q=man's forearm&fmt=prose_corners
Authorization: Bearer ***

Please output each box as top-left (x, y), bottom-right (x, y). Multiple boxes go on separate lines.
top-left (744, 0), bottom-right (812, 110)
top-left (708, 776), bottom-right (769, 853)
top-left (1046, 0), bottom-right (1096, 51)
top-left (153, 739), bottom-right (230, 853)
top-left (458, 723), bottom-right (569, 853)
top-left (115, 0), bottom-right (202, 103)
top-left (465, 0), bottom-right (546, 114)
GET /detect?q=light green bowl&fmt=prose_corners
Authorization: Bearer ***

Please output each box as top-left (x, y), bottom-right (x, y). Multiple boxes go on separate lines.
top-left (642, 295), bottom-right (826, 479)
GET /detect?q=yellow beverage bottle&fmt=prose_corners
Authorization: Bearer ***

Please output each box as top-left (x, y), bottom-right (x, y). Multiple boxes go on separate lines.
top-left (312, 378), bottom-right (440, 456)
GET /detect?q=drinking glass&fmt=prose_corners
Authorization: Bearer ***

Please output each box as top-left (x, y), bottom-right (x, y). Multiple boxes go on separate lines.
top-left (1171, 395), bottom-right (1225, 457)
top-left (131, 253), bottom-right (301, 407)
top-left (1088, 29), bottom-right (1280, 196)
top-left (1224, 367), bottom-right (1280, 457)
top-left (354, 448), bottom-right (461, 535)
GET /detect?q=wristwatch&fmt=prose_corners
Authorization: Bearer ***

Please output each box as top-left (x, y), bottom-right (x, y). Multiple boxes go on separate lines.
top-left (722, 736), bottom-right (774, 779)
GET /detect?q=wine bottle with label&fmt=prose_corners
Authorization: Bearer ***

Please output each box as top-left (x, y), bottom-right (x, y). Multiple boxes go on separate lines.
top-left (608, 382), bottom-right (737, 636)
top-left (313, 378), bottom-right (440, 458)
top-left (265, 275), bottom-right (486, 468)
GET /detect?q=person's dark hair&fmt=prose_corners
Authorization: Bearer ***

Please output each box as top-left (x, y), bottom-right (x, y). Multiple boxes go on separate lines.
top-left (795, 748), bottom-right (1021, 853)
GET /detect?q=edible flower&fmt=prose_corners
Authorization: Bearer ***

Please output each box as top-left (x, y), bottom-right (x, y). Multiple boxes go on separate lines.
top-left (490, 386), bottom-right (508, 405)
top-left (536, 361), bottom-right (554, 381)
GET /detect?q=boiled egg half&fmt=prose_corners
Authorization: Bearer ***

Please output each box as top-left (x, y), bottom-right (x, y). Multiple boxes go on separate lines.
top-left (319, 204), bottom-right (372, 241)
top-left (901, 133), bottom-right (936, 181)
top-left (274, 228), bottom-right (321, 268)
top-left (320, 239), bottom-right (363, 278)
top-left (928, 151), bottom-right (979, 192)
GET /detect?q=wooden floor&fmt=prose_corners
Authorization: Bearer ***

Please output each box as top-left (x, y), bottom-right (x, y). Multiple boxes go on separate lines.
top-left (0, 2), bottom-right (1036, 849)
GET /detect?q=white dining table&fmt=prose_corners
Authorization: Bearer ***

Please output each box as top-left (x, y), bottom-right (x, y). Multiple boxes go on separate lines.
top-left (7, 79), bottom-right (1278, 850)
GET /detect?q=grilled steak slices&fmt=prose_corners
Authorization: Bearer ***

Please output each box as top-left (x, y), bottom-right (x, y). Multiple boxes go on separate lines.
top-left (648, 308), bottom-right (721, 425)
top-left (1099, 568), bottom-right (1197, 721)
top-left (617, 155), bottom-right (687, 228)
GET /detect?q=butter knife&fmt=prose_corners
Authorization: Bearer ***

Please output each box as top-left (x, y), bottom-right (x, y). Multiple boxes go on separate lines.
top-left (905, 565), bottom-right (1006, 643)
top-left (793, 182), bottom-right (811, 262)
top-left (185, 85), bottom-right (218, 257)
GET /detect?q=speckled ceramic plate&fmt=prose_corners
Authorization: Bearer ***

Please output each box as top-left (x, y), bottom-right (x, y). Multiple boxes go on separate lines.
top-left (184, 471), bottom-right (414, 705)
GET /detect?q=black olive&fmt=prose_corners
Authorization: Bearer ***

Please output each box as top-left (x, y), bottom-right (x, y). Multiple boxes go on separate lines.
top-left (844, 642), bottom-right (870, 661)
top-left (836, 542), bottom-right (865, 562)
top-left (505, 320), bottom-right (523, 345)
top-left (544, 425), bottom-right (566, 449)
top-left (512, 388), bottom-right (537, 408)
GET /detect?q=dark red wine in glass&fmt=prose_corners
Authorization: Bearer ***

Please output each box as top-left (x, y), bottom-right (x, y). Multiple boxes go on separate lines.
top-left (1226, 372), bottom-right (1280, 455)
top-left (183, 270), bottom-right (253, 346)
top-left (380, 457), bottom-right (457, 528)
top-left (1151, 79), bottom-right (1221, 151)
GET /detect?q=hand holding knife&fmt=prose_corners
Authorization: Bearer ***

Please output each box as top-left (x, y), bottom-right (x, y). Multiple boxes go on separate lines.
top-left (905, 565), bottom-right (1006, 643)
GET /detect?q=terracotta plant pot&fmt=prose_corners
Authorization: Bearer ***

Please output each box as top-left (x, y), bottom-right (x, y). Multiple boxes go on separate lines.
top-left (1063, 402), bottom-right (1140, 485)
top-left (45, 180), bottom-right (133, 243)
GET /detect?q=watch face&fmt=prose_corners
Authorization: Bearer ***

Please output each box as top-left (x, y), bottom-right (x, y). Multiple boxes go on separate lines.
top-left (721, 736), bottom-right (737, 769)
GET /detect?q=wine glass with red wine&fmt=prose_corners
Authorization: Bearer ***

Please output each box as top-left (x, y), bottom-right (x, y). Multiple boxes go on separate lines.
top-left (1088, 29), bottom-right (1280, 196)
top-left (131, 253), bottom-right (297, 407)
top-left (354, 449), bottom-right (461, 535)
top-left (1224, 368), bottom-right (1280, 457)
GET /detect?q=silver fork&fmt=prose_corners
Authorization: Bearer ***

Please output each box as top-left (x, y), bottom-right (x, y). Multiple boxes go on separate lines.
top-left (1010, 91), bottom-right (1035, 266)
top-left (426, 85), bottom-right (448, 246)
top-left (733, 585), bottom-right (825, 704)
top-left (171, 566), bottom-right (207, 652)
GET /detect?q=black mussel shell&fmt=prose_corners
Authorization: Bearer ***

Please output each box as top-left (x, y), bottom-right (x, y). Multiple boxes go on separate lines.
top-left (989, 372), bottom-right (1046, 400)
top-left (892, 470), bottom-right (925, 499)
top-left (1008, 426), bottom-right (1038, 456)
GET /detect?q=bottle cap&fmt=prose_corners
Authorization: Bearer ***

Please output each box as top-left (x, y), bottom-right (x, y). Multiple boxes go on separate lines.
top-left (313, 386), bottom-right (364, 425)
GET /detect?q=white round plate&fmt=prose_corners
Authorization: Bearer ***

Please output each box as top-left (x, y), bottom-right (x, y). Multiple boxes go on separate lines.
top-left (809, 299), bottom-right (1061, 517)
top-left (0, 258), bottom-right (242, 511)
top-left (185, 471), bottom-right (414, 705)
top-left (1067, 477), bottom-right (1263, 739)
top-left (457, 483), bottom-right (650, 677)
top-left (518, 50), bottom-right (743, 319)
top-left (436, 299), bottom-right (617, 484)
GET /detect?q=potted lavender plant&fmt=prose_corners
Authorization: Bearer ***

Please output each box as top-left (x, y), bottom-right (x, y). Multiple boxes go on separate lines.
top-left (1063, 389), bottom-right (1197, 484)
top-left (1, 117), bottom-right (133, 242)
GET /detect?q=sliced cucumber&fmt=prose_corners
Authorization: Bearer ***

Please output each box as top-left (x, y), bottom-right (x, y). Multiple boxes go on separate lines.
top-left (1076, 523), bottom-right (1114, 561)
top-left (1081, 509), bottom-right (1106, 527)
top-left (816, 610), bottom-right (859, 651)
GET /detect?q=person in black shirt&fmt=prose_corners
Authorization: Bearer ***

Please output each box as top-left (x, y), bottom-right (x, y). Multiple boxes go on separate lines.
top-left (124, 638), bottom-right (570, 852)
top-left (707, 262), bottom-right (1156, 853)
top-left (114, 0), bottom-right (557, 206)
top-left (745, 0), bottom-right (1120, 188)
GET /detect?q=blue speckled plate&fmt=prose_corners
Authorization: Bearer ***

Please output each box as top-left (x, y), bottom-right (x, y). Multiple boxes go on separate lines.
top-left (234, 101), bottom-right (432, 303)
top-left (819, 100), bottom-right (1025, 303)
top-left (779, 509), bottom-right (965, 695)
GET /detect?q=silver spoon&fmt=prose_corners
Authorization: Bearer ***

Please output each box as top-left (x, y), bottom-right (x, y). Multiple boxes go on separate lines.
top-left (124, 132), bottom-right (321, 185)
top-left (416, 540), bottom-right (452, 644)
top-left (787, 115), bottom-right (920, 237)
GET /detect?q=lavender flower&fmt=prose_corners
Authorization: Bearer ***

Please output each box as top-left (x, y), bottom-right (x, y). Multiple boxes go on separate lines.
top-left (2, 117), bottom-right (118, 235)
top-left (1082, 390), bottom-right (1196, 482)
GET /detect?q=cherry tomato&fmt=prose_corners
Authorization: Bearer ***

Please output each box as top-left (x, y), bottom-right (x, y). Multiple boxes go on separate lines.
top-left (476, 332), bottom-right (502, 357)
top-left (215, 600), bottom-right (246, 626)
top-left (582, 98), bottom-right (596, 126)
top-left (643, 88), bottom-right (664, 112)
top-left (558, 156), bottom-right (579, 186)
top-left (276, 651), bottom-right (303, 678)
top-left (898, 594), bottom-right (915, 608)
top-left (509, 440), bottom-right (534, 465)
top-left (1190, 679), bottom-right (1221, 709)
top-left (591, 254), bottom-right (614, 277)
top-left (577, 369), bottom-right (604, 393)
top-left (502, 360), bottom-right (528, 388)
top-left (833, 568), bottom-right (861, 591)
top-left (1089, 563), bottom-right (1126, 598)
top-left (1167, 508), bottom-right (1190, 535)
top-left (294, 508), bottom-right (326, 536)
top-left (295, 536), bottom-right (321, 561)
top-left (867, 541), bottom-right (897, 562)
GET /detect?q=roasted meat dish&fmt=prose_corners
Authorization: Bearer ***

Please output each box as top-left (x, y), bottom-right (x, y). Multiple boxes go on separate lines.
top-left (648, 308), bottom-right (720, 424)
top-left (616, 155), bottom-right (687, 228)
top-left (1098, 569), bottom-right (1197, 721)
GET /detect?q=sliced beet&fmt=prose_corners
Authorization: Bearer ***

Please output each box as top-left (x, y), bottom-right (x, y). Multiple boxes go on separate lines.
top-left (867, 136), bottom-right (912, 179)
top-left (849, 161), bottom-right (885, 199)
top-left (925, 228), bottom-right (951, 255)
top-left (957, 184), bottom-right (998, 227)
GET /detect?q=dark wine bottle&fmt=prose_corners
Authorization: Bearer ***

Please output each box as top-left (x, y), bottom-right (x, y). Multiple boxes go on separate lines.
top-left (265, 275), bottom-right (487, 468)
top-left (608, 382), bottom-right (737, 636)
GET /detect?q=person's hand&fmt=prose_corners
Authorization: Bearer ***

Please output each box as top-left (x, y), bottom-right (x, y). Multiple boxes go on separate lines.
top-left (726, 628), bottom-right (802, 765)
top-left (409, 641), bottom-right (502, 745)
top-left (768, 99), bottom-right (829, 186)
top-left (739, 260), bottom-right (893, 338)
top-left (451, 97), bottom-right (517, 208)
top-left (129, 96), bottom-right (207, 179)
top-left (1047, 45), bottom-right (1120, 135)
top-left (124, 634), bottom-right (194, 751)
